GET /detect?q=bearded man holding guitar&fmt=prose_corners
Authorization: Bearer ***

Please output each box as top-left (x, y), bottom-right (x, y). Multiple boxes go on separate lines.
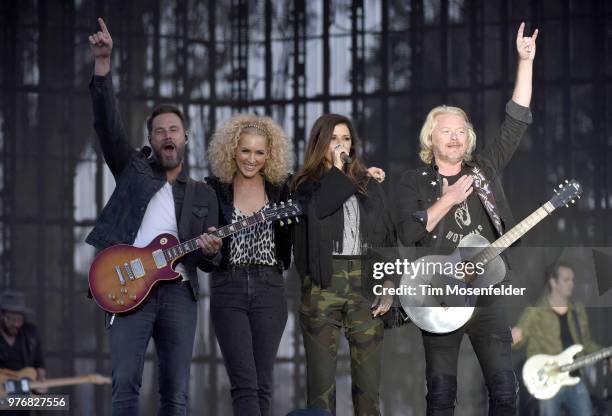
top-left (395, 22), bottom-right (538, 415)
top-left (86, 18), bottom-right (222, 416)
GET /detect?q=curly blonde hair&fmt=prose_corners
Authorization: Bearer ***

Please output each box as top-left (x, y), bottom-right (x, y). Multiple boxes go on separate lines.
top-left (208, 114), bottom-right (293, 185)
top-left (419, 105), bottom-right (477, 164)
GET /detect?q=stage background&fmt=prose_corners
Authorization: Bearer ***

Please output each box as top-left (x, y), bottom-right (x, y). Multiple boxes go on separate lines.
top-left (1, 0), bottom-right (611, 414)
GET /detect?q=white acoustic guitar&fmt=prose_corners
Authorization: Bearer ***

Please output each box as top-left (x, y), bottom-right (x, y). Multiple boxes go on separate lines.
top-left (522, 344), bottom-right (612, 400)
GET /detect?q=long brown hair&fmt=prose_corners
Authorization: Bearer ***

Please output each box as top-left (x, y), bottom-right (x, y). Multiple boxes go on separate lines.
top-left (292, 114), bottom-right (369, 194)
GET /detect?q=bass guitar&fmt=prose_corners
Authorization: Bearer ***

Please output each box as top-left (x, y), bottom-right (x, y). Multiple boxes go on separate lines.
top-left (89, 200), bottom-right (302, 314)
top-left (523, 344), bottom-right (612, 399)
top-left (398, 179), bottom-right (582, 333)
top-left (0, 367), bottom-right (110, 397)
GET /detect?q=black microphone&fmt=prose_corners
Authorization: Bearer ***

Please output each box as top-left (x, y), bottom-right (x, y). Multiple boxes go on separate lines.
top-left (340, 152), bottom-right (353, 164)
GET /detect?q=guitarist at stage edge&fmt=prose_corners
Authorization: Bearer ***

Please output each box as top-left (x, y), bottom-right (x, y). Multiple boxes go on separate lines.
top-left (512, 261), bottom-right (612, 416)
top-left (394, 22), bottom-right (538, 416)
top-left (0, 290), bottom-right (46, 415)
top-left (87, 18), bottom-right (222, 416)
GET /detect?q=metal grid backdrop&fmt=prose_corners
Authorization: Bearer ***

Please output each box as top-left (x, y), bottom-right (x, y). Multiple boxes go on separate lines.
top-left (1, 0), bottom-right (611, 415)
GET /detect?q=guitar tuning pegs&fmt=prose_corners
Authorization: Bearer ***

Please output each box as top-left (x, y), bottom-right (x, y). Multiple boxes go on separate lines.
top-left (577, 195), bottom-right (581, 199)
top-left (565, 179), bottom-right (569, 183)
top-left (570, 200), bottom-right (575, 204)
top-left (295, 217), bottom-right (300, 223)
top-left (287, 219), bottom-right (292, 224)
top-left (279, 220), bottom-right (285, 226)
top-left (274, 202), bottom-right (277, 207)
top-left (558, 184), bottom-right (563, 188)
top-left (281, 201), bottom-right (285, 206)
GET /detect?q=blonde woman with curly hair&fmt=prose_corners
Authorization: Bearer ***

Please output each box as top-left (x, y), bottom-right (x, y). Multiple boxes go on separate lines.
top-left (205, 114), bottom-right (293, 416)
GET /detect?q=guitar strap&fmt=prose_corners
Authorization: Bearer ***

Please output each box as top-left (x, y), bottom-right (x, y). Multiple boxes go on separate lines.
top-left (469, 165), bottom-right (504, 236)
top-left (179, 178), bottom-right (196, 241)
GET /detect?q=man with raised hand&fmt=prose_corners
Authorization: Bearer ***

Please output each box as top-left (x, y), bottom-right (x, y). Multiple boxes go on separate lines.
top-left (87, 18), bottom-right (222, 416)
top-left (396, 22), bottom-right (538, 415)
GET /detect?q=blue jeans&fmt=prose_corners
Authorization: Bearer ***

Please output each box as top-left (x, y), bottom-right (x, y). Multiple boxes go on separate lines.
top-left (109, 281), bottom-right (197, 416)
top-left (210, 265), bottom-right (288, 416)
top-left (538, 380), bottom-right (592, 416)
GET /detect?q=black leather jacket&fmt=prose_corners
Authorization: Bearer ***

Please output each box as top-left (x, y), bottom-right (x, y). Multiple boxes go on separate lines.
top-left (395, 100), bottom-right (532, 248)
top-left (205, 176), bottom-right (292, 271)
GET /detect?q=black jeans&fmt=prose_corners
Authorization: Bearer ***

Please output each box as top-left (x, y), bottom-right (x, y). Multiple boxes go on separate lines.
top-left (211, 265), bottom-right (288, 416)
top-left (422, 305), bottom-right (518, 416)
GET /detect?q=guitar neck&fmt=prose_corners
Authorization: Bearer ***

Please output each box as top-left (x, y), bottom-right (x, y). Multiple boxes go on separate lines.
top-left (560, 346), bottom-right (612, 373)
top-left (29, 375), bottom-right (108, 390)
top-left (471, 203), bottom-right (555, 265)
top-left (164, 211), bottom-right (266, 262)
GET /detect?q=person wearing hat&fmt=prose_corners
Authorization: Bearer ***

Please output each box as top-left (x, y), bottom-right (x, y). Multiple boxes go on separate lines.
top-left (0, 289), bottom-right (47, 392)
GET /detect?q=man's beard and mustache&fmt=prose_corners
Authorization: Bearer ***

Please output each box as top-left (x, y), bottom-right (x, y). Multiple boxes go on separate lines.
top-left (155, 140), bottom-right (186, 170)
top-left (1, 322), bottom-right (20, 337)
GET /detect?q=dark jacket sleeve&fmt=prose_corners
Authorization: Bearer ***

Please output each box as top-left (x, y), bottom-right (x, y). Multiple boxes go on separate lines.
top-left (477, 100), bottom-right (532, 177)
top-left (197, 185), bottom-right (221, 272)
top-left (89, 74), bottom-right (135, 178)
top-left (395, 170), bottom-right (429, 246)
top-left (315, 167), bottom-right (358, 218)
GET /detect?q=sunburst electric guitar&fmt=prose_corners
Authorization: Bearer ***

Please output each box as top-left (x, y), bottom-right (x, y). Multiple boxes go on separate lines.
top-left (89, 200), bottom-right (302, 314)
top-left (398, 179), bottom-right (582, 334)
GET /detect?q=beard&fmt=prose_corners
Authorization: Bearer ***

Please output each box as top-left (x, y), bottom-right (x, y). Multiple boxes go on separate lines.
top-left (155, 142), bottom-right (186, 170)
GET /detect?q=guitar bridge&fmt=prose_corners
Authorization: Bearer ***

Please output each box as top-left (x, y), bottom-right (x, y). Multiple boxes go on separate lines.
top-left (152, 249), bottom-right (167, 269)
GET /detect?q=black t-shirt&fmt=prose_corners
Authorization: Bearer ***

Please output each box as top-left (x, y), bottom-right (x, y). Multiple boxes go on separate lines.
top-left (0, 323), bottom-right (45, 371)
top-left (439, 170), bottom-right (497, 250)
top-left (557, 312), bottom-right (580, 376)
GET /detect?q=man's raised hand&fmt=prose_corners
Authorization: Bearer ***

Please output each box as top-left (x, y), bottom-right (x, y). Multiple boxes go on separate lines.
top-left (89, 17), bottom-right (113, 59)
top-left (516, 21), bottom-right (538, 61)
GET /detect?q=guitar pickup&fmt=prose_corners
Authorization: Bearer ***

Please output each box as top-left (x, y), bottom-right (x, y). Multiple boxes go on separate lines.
top-left (124, 262), bottom-right (135, 281)
top-left (115, 266), bottom-right (126, 285)
top-left (130, 259), bottom-right (145, 278)
top-left (152, 249), bottom-right (167, 269)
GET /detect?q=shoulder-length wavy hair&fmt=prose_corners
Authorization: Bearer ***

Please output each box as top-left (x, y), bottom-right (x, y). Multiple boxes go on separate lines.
top-left (419, 105), bottom-right (477, 165)
top-left (292, 113), bottom-right (369, 195)
top-left (208, 114), bottom-right (292, 185)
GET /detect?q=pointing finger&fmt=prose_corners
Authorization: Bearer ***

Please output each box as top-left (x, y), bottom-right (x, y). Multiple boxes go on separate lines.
top-left (98, 17), bottom-right (110, 35)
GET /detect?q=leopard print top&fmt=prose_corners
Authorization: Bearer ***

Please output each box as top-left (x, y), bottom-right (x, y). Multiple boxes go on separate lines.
top-left (228, 205), bottom-right (277, 266)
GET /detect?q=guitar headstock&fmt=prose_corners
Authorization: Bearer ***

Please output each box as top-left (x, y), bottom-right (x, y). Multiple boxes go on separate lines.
top-left (550, 179), bottom-right (582, 209)
top-left (262, 199), bottom-right (303, 226)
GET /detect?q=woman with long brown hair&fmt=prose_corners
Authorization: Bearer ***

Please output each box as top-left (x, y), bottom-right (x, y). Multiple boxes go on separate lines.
top-left (292, 113), bottom-right (397, 415)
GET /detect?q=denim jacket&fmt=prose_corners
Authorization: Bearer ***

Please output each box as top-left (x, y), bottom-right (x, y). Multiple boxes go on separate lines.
top-left (85, 74), bottom-right (219, 299)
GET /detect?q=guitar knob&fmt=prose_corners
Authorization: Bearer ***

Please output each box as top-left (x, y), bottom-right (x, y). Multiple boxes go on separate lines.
top-left (118, 299), bottom-right (124, 305)
top-left (108, 293), bottom-right (115, 300)
top-left (129, 295), bottom-right (137, 301)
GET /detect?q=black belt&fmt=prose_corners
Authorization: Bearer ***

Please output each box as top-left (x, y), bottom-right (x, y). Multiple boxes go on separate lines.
top-left (226, 264), bottom-right (279, 273)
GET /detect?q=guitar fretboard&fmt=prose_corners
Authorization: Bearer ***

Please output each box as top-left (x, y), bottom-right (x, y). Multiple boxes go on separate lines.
top-left (560, 346), bottom-right (612, 373)
top-left (470, 203), bottom-right (554, 265)
top-left (162, 211), bottom-right (266, 262)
